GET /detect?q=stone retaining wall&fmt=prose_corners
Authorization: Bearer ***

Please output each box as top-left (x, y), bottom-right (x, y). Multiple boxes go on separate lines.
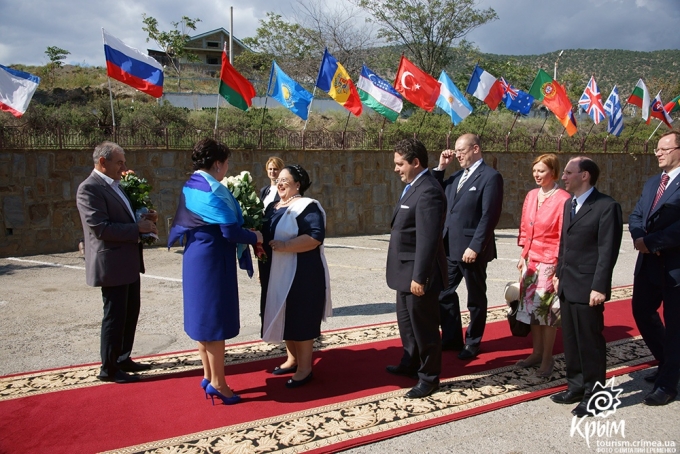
top-left (0, 147), bottom-right (658, 257)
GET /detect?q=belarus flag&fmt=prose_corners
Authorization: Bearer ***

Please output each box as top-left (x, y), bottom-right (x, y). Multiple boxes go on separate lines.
top-left (102, 28), bottom-right (164, 98)
top-left (466, 65), bottom-right (504, 110)
top-left (0, 64), bottom-right (40, 117)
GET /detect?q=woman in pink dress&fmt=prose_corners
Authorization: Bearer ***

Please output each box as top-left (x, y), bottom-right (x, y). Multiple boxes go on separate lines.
top-left (516, 153), bottom-right (571, 378)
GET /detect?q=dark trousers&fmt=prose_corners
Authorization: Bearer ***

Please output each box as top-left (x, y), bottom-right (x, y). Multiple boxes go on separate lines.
top-left (100, 279), bottom-right (141, 376)
top-left (439, 257), bottom-right (488, 347)
top-left (561, 298), bottom-right (606, 397)
top-left (395, 287), bottom-right (442, 385)
top-left (632, 272), bottom-right (680, 394)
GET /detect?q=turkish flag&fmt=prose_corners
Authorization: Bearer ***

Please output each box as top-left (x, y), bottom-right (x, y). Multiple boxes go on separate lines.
top-left (393, 56), bottom-right (440, 112)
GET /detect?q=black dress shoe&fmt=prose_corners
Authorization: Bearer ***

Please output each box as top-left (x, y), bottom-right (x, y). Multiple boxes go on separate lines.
top-left (457, 345), bottom-right (479, 360)
top-left (386, 365), bottom-right (418, 379)
top-left (571, 401), bottom-right (600, 417)
top-left (272, 365), bottom-right (297, 375)
top-left (97, 370), bottom-right (141, 384)
top-left (286, 372), bottom-right (313, 388)
top-left (643, 387), bottom-right (677, 406)
top-left (550, 390), bottom-right (585, 405)
top-left (643, 371), bottom-right (658, 383)
top-left (117, 359), bottom-right (151, 372)
top-left (405, 381), bottom-right (439, 399)
top-left (441, 342), bottom-right (464, 351)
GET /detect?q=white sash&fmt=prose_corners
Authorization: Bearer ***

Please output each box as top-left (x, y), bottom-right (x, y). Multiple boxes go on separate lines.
top-left (262, 197), bottom-right (332, 343)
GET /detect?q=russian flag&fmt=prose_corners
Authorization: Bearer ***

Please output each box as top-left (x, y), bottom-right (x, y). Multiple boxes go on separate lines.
top-left (466, 65), bottom-right (504, 110)
top-left (102, 28), bottom-right (163, 98)
top-left (0, 64), bottom-right (40, 118)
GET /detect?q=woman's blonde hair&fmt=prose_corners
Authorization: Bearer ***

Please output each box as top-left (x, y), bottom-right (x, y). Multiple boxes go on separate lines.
top-left (265, 156), bottom-right (284, 171)
top-left (532, 153), bottom-right (560, 180)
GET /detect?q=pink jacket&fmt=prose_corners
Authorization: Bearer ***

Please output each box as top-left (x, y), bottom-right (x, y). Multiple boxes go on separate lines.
top-left (518, 187), bottom-right (571, 264)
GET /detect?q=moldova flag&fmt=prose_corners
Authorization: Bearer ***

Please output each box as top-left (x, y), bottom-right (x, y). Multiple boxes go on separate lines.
top-left (315, 49), bottom-right (362, 117)
top-left (102, 28), bottom-right (163, 98)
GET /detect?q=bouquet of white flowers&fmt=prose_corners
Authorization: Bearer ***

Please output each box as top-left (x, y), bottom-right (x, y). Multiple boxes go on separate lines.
top-left (119, 170), bottom-right (158, 246)
top-left (221, 171), bottom-right (267, 261)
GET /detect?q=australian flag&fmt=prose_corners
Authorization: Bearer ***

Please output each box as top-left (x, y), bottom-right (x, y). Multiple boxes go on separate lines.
top-left (499, 77), bottom-right (534, 115)
top-left (578, 76), bottom-right (606, 125)
top-left (604, 85), bottom-right (623, 136)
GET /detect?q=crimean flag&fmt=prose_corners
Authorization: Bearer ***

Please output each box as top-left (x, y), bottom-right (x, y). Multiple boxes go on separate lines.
top-left (528, 69), bottom-right (572, 119)
top-left (393, 55), bottom-right (440, 112)
top-left (627, 79), bottom-right (650, 121)
top-left (0, 64), bottom-right (40, 117)
top-left (356, 65), bottom-right (402, 122)
top-left (466, 65), bottom-right (504, 110)
top-left (315, 49), bottom-right (362, 116)
top-left (219, 44), bottom-right (256, 111)
top-left (664, 94), bottom-right (680, 114)
top-left (557, 110), bottom-right (578, 136)
top-left (648, 91), bottom-right (673, 128)
top-left (267, 61), bottom-right (312, 120)
top-left (102, 28), bottom-right (163, 98)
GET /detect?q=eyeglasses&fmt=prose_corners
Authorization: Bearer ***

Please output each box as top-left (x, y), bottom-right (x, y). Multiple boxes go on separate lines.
top-left (562, 170), bottom-right (583, 176)
top-left (274, 178), bottom-right (291, 185)
top-left (653, 146), bottom-right (680, 155)
top-left (454, 147), bottom-right (472, 155)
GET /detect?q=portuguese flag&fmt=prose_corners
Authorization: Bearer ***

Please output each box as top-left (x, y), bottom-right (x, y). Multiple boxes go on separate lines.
top-left (665, 94), bottom-right (680, 114)
top-left (626, 79), bottom-right (650, 121)
top-left (218, 44), bottom-right (256, 111)
top-left (528, 69), bottom-right (572, 119)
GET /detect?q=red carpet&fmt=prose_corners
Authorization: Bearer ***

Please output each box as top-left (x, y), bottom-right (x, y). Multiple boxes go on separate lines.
top-left (0, 287), bottom-right (653, 453)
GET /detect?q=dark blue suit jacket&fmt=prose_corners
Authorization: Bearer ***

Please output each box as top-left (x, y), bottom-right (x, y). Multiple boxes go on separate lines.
top-left (432, 161), bottom-right (503, 264)
top-left (629, 173), bottom-right (680, 287)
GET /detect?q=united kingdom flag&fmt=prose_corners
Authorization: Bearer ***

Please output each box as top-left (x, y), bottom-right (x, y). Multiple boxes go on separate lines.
top-left (500, 77), bottom-right (518, 99)
top-left (578, 76), bottom-right (606, 124)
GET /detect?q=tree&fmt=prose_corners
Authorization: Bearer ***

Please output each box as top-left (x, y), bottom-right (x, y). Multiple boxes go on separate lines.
top-left (353, 0), bottom-right (498, 76)
top-left (45, 46), bottom-right (70, 68)
top-left (142, 14), bottom-right (201, 91)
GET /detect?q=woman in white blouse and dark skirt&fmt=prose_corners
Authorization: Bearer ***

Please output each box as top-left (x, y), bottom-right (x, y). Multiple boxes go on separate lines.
top-left (260, 156), bottom-right (284, 211)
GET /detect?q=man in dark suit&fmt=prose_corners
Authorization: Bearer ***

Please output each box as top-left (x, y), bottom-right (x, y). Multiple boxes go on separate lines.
top-left (76, 142), bottom-right (158, 384)
top-left (629, 130), bottom-right (680, 406)
top-left (432, 133), bottom-right (503, 359)
top-left (386, 138), bottom-right (447, 398)
top-left (551, 157), bottom-right (622, 417)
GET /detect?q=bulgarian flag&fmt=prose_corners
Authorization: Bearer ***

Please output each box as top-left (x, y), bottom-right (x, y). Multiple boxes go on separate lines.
top-left (664, 94), bottom-right (680, 114)
top-left (218, 44), bottom-right (256, 111)
top-left (627, 79), bottom-right (650, 121)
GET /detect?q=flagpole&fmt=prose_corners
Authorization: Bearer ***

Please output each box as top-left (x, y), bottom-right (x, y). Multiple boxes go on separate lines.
top-left (479, 109), bottom-right (491, 138)
top-left (506, 113), bottom-right (519, 137)
top-left (304, 86), bottom-right (317, 132)
top-left (107, 77), bottom-right (116, 138)
top-left (537, 111), bottom-right (549, 137)
top-left (584, 122), bottom-right (596, 141)
top-left (648, 120), bottom-right (664, 142)
top-left (342, 110), bottom-right (352, 148)
top-left (259, 63), bottom-right (275, 149)
top-left (214, 94), bottom-right (220, 133)
top-left (416, 111), bottom-right (428, 136)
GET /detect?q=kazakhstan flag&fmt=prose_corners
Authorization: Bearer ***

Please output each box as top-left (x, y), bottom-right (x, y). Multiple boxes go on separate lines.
top-left (267, 61), bottom-right (313, 120)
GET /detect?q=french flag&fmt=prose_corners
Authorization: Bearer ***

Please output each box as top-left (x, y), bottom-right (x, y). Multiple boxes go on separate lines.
top-left (466, 65), bottom-right (504, 110)
top-left (0, 64), bottom-right (40, 117)
top-left (102, 28), bottom-right (163, 98)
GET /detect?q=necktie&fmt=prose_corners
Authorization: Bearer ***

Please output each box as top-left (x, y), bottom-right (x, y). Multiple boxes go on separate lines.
top-left (651, 173), bottom-right (670, 212)
top-left (456, 169), bottom-right (470, 193)
top-left (400, 183), bottom-right (411, 200)
top-left (570, 198), bottom-right (577, 220)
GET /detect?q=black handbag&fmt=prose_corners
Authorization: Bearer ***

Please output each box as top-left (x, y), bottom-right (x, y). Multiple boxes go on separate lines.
top-left (507, 299), bottom-right (531, 337)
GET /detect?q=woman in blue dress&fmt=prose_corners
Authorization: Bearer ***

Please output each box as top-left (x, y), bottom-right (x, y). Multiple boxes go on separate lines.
top-left (260, 165), bottom-right (332, 389)
top-left (168, 138), bottom-right (262, 405)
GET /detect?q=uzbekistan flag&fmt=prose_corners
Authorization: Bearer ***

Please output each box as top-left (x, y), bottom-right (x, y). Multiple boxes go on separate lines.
top-left (168, 171), bottom-right (254, 276)
top-left (219, 43), bottom-right (256, 111)
top-left (436, 71), bottom-right (472, 125)
top-left (102, 28), bottom-right (163, 98)
top-left (466, 65), bottom-right (504, 110)
top-left (0, 64), bottom-right (40, 117)
top-left (316, 49), bottom-right (362, 116)
top-left (648, 91), bottom-right (673, 128)
top-left (627, 79), bottom-right (650, 121)
top-left (356, 65), bottom-right (402, 122)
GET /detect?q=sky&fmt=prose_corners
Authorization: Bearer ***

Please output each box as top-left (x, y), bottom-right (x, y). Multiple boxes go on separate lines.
top-left (1, 0), bottom-right (679, 67)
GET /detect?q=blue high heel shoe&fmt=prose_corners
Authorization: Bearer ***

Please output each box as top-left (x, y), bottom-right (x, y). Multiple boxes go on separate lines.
top-left (206, 383), bottom-right (241, 406)
top-left (200, 378), bottom-right (210, 399)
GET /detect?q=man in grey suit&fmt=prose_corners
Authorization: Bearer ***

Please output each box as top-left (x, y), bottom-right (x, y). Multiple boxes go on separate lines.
top-left (386, 138), bottom-right (447, 399)
top-left (76, 142), bottom-right (158, 383)
top-left (432, 134), bottom-right (503, 360)
top-left (551, 157), bottom-right (622, 417)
